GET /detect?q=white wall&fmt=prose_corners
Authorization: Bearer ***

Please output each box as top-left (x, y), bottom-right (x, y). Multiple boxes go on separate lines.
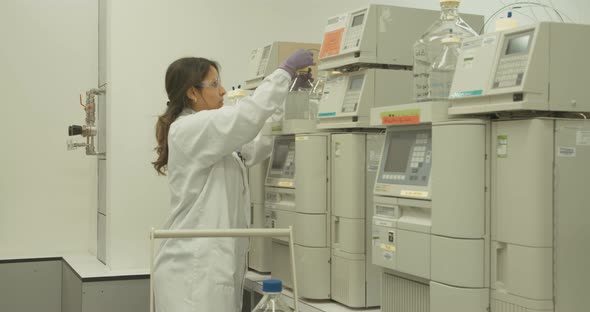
top-left (0, 1), bottom-right (98, 256)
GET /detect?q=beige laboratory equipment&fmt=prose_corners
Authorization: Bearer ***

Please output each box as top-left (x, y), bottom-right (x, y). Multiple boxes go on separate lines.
top-left (370, 102), bottom-right (490, 312)
top-left (265, 134), bottom-right (331, 300)
top-left (316, 4), bottom-right (483, 128)
top-left (318, 5), bottom-right (442, 70)
top-left (449, 22), bottom-right (590, 312)
top-left (314, 4), bottom-right (482, 308)
top-left (329, 132), bottom-right (384, 308)
top-left (317, 69), bottom-right (412, 129)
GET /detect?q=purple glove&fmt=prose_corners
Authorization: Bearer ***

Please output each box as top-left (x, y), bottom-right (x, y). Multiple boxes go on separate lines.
top-left (279, 49), bottom-right (315, 78)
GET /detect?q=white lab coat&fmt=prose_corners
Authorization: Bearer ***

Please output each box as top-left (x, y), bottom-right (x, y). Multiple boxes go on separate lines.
top-left (154, 69), bottom-right (291, 312)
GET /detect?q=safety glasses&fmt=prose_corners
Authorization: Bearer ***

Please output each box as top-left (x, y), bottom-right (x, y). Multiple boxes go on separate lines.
top-left (197, 77), bottom-right (221, 89)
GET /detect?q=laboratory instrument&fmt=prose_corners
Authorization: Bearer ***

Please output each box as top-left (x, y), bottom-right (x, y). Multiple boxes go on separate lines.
top-left (265, 131), bottom-right (384, 307)
top-left (449, 22), bottom-right (590, 114)
top-left (447, 21), bottom-right (590, 312)
top-left (370, 102), bottom-right (490, 312)
top-left (265, 96), bottom-right (385, 307)
top-left (318, 5), bottom-right (441, 70)
top-left (487, 118), bottom-right (590, 312)
top-left (330, 132), bottom-right (383, 308)
top-left (447, 22), bottom-right (590, 312)
top-left (413, 0), bottom-right (481, 102)
top-left (317, 68), bottom-right (412, 129)
top-left (246, 42), bottom-right (320, 90)
top-left (265, 134), bottom-right (331, 300)
top-left (316, 4), bottom-right (480, 129)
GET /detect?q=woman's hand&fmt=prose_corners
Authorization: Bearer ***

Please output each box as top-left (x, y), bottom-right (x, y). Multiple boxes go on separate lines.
top-left (279, 49), bottom-right (315, 78)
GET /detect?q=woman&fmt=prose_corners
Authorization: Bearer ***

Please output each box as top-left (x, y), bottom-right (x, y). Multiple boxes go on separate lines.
top-left (152, 49), bottom-right (314, 312)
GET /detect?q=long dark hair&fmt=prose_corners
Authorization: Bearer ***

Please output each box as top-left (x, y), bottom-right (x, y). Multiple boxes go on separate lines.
top-left (152, 57), bottom-right (220, 175)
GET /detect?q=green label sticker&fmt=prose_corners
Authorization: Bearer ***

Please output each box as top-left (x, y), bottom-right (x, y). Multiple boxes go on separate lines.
top-left (497, 135), bottom-right (508, 158)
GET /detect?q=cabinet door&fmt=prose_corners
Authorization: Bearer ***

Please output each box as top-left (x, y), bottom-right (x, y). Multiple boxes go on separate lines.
top-left (331, 133), bottom-right (366, 219)
top-left (0, 260), bottom-right (62, 312)
top-left (295, 135), bottom-right (328, 214)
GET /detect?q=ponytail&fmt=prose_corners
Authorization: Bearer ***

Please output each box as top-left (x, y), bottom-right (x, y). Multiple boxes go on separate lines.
top-left (152, 57), bottom-right (220, 175)
top-left (152, 102), bottom-right (185, 175)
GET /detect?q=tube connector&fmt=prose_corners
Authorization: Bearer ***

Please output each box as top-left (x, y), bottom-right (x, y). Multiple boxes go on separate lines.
top-left (67, 139), bottom-right (87, 151)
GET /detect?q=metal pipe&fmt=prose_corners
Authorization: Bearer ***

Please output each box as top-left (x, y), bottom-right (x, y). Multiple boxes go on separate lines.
top-left (84, 87), bottom-right (104, 155)
top-left (86, 136), bottom-right (96, 155)
top-left (85, 92), bottom-right (96, 126)
top-left (85, 88), bottom-right (104, 126)
top-left (289, 226), bottom-right (299, 312)
top-left (152, 228), bottom-right (292, 239)
top-left (67, 86), bottom-right (105, 155)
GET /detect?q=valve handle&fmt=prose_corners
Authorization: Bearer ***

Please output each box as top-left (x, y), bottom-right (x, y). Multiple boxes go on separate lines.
top-left (68, 125), bottom-right (83, 136)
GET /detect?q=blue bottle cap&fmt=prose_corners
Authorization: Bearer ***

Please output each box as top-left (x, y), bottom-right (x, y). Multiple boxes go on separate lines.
top-left (262, 279), bottom-right (282, 293)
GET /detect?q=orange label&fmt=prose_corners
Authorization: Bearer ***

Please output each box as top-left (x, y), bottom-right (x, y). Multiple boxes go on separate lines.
top-left (381, 115), bottom-right (420, 125)
top-left (319, 28), bottom-right (344, 59)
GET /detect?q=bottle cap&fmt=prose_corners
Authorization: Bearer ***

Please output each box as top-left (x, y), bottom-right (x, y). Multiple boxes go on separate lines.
top-left (440, 0), bottom-right (461, 3)
top-left (262, 279), bottom-right (282, 293)
top-left (495, 13), bottom-right (519, 32)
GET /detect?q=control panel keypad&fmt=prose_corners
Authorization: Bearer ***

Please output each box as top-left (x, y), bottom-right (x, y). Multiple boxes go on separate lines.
top-left (282, 151), bottom-right (295, 177)
top-left (341, 91), bottom-right (360, 113)
top-left (493, 54), bottom-right (528, 89)
top-left (379, 131), bottom-right (432, 187)
top-left (343, 25), bottom-right (362, 50)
